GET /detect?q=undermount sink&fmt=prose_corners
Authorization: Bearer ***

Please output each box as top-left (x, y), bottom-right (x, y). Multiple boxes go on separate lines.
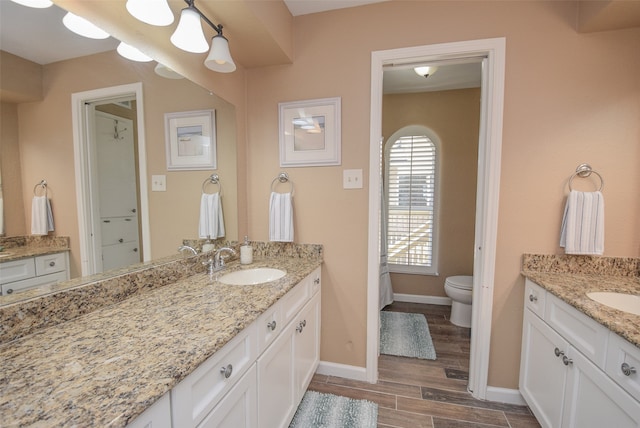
top-left (218, 268), bottom-right (286, 286)
top-left (587, 292), bottom-right (640, 316)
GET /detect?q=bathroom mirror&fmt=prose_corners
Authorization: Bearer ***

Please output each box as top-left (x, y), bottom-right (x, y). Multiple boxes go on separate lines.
top-left (0, 2), bottom-right (238, 305)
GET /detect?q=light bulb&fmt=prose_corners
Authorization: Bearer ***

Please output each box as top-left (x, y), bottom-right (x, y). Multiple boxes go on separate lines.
top-left (62, 12), bottom-right (110, 40)
top-left (126, 0), bottom-right (174, 26)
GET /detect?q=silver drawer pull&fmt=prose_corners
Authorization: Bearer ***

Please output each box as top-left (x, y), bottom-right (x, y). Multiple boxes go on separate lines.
top-left (529, 294), bottom-right (537, 302)
top-left (314, 278), bottom-right (320, 285)
top-left (296, 322), bottom-right (304, 333)
top-left (119, 238), bottom-right (124, 243)
top-left (554, 347), bottom-right (564, 357)
top-left (49, 261), bottom-right (56, 267)
top-left (562, 355), bottom-right (573, 366)
top-left (621, 363), bottom-right (636, 376)
top-left (267, 320), bottom-right (277, 331)
top-left (6, 288), bottom-right (13, 294)
top-left (220, 364), bottom-right (233, 379)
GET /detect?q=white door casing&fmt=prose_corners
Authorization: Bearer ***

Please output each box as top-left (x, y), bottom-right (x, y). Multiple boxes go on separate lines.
top-left (368, 38), bottom-right (506, 399)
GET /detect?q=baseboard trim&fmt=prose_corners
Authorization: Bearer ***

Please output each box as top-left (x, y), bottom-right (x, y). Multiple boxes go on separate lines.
top-left (393, 293), bottom-right (452, 306)
top-left (484, 386), bottom-right (526, 406)
top-left (316, 360), bottom-right (369, 382)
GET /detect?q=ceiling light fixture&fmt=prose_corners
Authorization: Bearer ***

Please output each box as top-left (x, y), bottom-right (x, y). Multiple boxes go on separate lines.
top-left (9, 0), bottom-right (52, 8)
top-left (414, 66), bottom-right (438, 78)
top-left (126, 0), bottom-right (174, 26)
top-left (62, 12), bottom-right (110, 39)
top-left (117, 42), bottom-right (153, 62)
top-left (128, 0), bottom-right (236, 73)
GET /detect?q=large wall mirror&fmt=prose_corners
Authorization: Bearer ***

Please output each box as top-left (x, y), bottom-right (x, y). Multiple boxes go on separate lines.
top-left (0, 1), bottom-right (238, 304)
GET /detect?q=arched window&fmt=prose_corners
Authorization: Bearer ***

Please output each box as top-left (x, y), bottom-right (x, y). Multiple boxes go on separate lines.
top-left (384, 126), bottom-right (439, 275)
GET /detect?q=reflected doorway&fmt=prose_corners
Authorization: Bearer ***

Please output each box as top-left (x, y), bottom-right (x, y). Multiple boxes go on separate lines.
top-left (71, 83), bottom-right (151, 276)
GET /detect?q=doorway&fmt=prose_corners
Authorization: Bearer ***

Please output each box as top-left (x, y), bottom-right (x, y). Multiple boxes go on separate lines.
top-left (367, 38), bottom-right (506, 400)
top-left (71, 83), bottom-right (151, 276)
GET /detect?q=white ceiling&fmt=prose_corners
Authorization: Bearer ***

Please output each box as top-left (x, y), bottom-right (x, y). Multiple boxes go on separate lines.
top-left (0, 0), bottom-right (478, 93)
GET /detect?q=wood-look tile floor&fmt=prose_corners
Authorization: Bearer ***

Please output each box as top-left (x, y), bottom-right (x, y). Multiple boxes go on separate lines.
top-left (308, 301), bottom-right (541, 428)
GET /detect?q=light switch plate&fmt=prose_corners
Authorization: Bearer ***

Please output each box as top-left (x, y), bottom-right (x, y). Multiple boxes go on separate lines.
top-left (151, 175), bottom-right (166, 191)
top-left (343, 169), bottom-right (363, 189)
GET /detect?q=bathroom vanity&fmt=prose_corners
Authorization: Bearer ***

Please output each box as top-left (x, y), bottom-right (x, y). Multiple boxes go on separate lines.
top-left (520, 255), bottom-right (640, 428)
top-left (0, 243), bottom-right (323, 427)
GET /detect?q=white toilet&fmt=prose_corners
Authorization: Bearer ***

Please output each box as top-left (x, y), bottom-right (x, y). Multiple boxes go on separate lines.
top-left (444, 275), bottom-right (473, 328)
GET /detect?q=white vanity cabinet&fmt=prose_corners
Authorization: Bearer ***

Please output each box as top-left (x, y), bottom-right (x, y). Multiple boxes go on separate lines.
top-left (0, 252), bottom-right (69, 295)
top-left (257, 267), bottom-right (321, 428)
top-left (168, 266), bottom-right (321, 428)
top-left (127, 393), bottom-right (172, 428)
top-left (520, 279), bottom-right (640, 427)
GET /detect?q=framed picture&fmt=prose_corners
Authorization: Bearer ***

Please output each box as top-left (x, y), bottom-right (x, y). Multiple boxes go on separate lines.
top-left (278, 97), bottom-right (341, 167)
top-left (165, 109), bottom-right (216, 170)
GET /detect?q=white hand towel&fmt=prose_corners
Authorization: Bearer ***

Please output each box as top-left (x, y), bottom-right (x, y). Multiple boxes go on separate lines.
top-left (199, 193), bottom-right (225, 239)
top-left (269, 192), bottom-right (294, 242)
top-left (560, 190), bottom-right (604, 255)
top-left (31, 195), bottom-right (48, 235)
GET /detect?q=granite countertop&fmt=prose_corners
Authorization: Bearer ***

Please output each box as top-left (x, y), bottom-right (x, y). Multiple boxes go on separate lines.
top-left (0, 257), bottom-right (322, 427)
top-left (0, 245), bottom-right (70, 262)
top-left (521, 254), bottom-right (640, 349)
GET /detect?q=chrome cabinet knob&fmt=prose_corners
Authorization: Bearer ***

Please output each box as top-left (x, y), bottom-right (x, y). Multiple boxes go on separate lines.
top-left (314, 278), bottom-right (320, 285)
top-left (621, 363), bottom-right (636, 376)
top-left (49, 261), bottom-right (55, 267)
top-left (267, 320), bottom-right (277, 331)
top-left (6, 288), bottom-right (13, 294)
top-left (529, 294), bottom-right (537, 302)
top-left (119, 238), bottom-right (124, 243)
top-left (220, 364), bottom-right (233, 379)
top-left (296, 322), bottom-right (304, 333)
top-left (562, 355), bottom-right (573, 366)
top-left (554, 347), bottom-right (564, 357)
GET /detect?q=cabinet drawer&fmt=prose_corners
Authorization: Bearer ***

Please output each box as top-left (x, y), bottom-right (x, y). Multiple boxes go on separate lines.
top-left (309, 267), bottom-right (321, 296)
top-left (545, 291), bottom-right (609, 368)
top-left (605, 333), bottom-right (640, 401)
top-left (2, 271), bottom-right (68, 295)
top-left (524, 279), bottom-right (546, 318)
top-left (35, 252), bottom-right (67, 276)
top-left (102, 242), bottom-right (140, 271)
top-left (0, 258), bottom-right (36, 285)
top-left (171, 323), bottom-right (257, 427)
top-left (281, 276), bottom-right (310, 327)
top-left (101, 217), bottom-right (139, 246)
top-left (256, 303), bottom-right (283, 354)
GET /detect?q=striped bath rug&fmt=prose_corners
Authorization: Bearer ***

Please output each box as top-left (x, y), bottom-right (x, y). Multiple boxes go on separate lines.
top-left (380, 311), bottom-right (436, 360)
top-left (289, 391), bottom-right (378, 428)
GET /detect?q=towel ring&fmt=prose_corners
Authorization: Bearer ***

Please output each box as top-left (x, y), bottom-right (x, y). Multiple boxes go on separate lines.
top-left (33, 180), bottom-right (47, 197)
top-left (568, 164), bottom-right (604, 192)
top-left (271, 172), bottom-right (294, 195)
top-left (202, 174), bottom-right (222, 195)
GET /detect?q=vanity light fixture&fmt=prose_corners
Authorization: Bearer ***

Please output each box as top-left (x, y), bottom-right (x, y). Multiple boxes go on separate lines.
top-left (128, 0), bottom-right (236, 73)
top-left (414, 66), bottom-right (438, 78)
top-left (62, 11), bottom-right (110, 39)
top-left (117, 42), bottom-right (153, 62)
top-left (9, 0), bottom-right (52, 8)
top-left (126, 0), bottom-right (174, 26)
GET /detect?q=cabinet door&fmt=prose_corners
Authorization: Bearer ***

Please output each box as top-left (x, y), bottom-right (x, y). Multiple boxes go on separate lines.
top-left (198, 365), bottom-right (257, 428)
top-left (257, 320), bottom-right (296, 428)
top-left (293, 291), bottom-right (321, 404)
top-left (127, 392), bottom-right (171, 428)
top-left (519, 309), bottom-right (569, 428)
top-left (562, 347), bottom-right (640, 428)
top-left (102, 242), bottom-right (140, 271)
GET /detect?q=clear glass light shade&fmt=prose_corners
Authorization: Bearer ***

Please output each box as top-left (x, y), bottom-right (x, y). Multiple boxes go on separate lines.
top-left (170, 8), bottom-right (208, 53)
top-left (126, 0), bottom-right (174, 26)
top-left (62, 12), bottom-right (110, 39)
top-left (204, 35), bottom-right (236, 73)
top-left (414, 66), bottom-right (438, 78)
top-left (117, 42), bottom-right (153, 62)
top-left (9, 0), bottom-right (53, 8)
top-left (154, 63), bottom-right (184, 79)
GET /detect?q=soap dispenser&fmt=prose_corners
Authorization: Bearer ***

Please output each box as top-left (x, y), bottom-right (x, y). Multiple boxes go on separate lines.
top-left (240, 236), bottom-right (253, 265)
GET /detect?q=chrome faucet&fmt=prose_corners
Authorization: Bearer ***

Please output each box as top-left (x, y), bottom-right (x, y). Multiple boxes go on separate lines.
top-left (177, 245), bottom-right (198, 256)
top-left (202, 247), bottom-right (236, 274)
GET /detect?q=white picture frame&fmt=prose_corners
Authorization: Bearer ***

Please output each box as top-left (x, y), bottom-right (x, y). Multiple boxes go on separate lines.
top-left (165, 109), bottom-right (216, 170)
top-left (278, 97), bottom-right (341, 167)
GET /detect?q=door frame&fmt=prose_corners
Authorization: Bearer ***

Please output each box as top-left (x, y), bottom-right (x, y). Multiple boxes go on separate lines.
top-left (367, 38), bottom-right (506, 399)
top-left (71, 82), bottom-right (151, 276)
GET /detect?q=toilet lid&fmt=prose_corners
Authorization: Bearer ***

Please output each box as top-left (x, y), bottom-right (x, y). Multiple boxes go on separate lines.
top-left (446, 275), bottom-right (473, 290)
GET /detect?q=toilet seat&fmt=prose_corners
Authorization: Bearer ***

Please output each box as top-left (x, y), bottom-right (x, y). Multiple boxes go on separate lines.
top-left (445, 275), bottom-right (473, 291)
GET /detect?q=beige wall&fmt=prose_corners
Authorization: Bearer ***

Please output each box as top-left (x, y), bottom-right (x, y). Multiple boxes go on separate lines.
top-left (383, 89), bottom-right (480, 297)
top-left (245, 1), bottom-right (640, 389)
top-left (0, 102), bottom-right (26, 236)
top-left (7, 51), bottom-right (238, 278)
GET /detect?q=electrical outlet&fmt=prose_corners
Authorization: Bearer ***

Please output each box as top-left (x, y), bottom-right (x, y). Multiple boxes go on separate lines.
top-left (151, 175), bottom-right (166, 191)
top-left (343, 169), bottom-right (363, 189)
